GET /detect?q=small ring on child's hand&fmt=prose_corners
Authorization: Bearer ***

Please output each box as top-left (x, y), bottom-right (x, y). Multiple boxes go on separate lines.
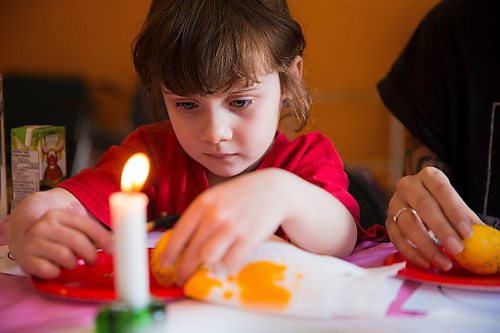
top-left (393, 207), bottom-right (418, 224)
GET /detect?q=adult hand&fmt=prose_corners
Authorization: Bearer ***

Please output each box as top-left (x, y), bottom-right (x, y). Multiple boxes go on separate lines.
top-left (386, 167), bottom-right (483, 271)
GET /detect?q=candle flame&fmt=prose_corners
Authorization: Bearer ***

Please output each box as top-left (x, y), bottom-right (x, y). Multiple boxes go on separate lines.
top-left (121, 153), bottom-right (150, 192)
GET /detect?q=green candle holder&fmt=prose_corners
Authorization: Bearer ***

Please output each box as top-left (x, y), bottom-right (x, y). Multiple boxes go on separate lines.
top-left (95, 298), bottom-right (166, 333)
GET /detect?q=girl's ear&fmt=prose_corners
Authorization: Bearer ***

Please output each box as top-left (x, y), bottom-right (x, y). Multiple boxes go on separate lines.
top-left (289, 55), bottom-right (303, 79)
top-left (281, 56), bottom-right (303, 106)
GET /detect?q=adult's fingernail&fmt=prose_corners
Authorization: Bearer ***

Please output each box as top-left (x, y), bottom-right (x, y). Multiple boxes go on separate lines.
top-left (433, 253), bottom-right (453, 271)
top-left (457, 220), bottom-right (473, 239)
top-left (414, 256), bottom-right (430, 269)
top-left (445, 236), bottom-right (464, 255)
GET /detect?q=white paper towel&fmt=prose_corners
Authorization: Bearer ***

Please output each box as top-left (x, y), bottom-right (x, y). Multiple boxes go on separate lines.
top-left (184, 239), bottom-right (405, 318)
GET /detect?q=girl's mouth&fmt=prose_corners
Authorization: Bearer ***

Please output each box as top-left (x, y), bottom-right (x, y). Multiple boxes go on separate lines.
top-left (205, 153), bottom-right (236, 160)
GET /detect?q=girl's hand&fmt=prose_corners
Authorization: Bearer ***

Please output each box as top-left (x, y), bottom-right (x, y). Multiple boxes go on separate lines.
top-left (386, 167), bottom-right (482, 271)
top-left (163, 170), bottom-right (288, 285)
top-left (7, 189), bottom-right (114, 279)
top-left (10, 209), bottom-right (113, 279)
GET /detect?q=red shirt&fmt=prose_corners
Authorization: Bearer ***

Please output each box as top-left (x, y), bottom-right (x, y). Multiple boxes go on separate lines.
top-left (59, 122), bottom-right (383, 241)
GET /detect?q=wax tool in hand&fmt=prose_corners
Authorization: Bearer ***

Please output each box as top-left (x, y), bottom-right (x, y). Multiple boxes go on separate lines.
top-left (146, 213), bottom-right (180, 232)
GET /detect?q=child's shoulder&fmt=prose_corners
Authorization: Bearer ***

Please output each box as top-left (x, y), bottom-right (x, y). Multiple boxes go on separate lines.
top-left (126, 121), bottom-right (176, 143)
top-left (263, 130), bottom-right (339, 164)
top-left (134, 121), bottom-right (175, 136)
top-left (122, 121), bottom-right (181, 153)
top-left (259, 131), bottom-right (343, 172)
top-left (275, 130), bottom-right (334, 149)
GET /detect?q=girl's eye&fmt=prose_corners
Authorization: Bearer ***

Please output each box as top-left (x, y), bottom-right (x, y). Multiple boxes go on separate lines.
top-left (229, 99), bottom-right (253, 108)
top-left (175, 101), bottom-right (197, 110)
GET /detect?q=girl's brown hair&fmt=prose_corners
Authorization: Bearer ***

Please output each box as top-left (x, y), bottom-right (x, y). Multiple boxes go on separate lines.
top-left (133, 0), bottom-right (311, 131)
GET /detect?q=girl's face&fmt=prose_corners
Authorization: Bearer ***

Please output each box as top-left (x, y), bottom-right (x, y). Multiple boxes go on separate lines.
top-left (162, 72), bottom-right (282, 185)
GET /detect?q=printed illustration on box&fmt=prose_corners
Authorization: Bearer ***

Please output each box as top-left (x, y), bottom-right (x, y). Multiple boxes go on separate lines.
top-left (10, 126), bottom-right (66, 208)
top-left (40, 136), bottom-right (64, 184)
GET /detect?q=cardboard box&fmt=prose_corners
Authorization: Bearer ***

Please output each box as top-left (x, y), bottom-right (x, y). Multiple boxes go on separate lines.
top-left (0, 74), bottom-right (7, 217)
top-left (10, 125), bottom-right (66, 208)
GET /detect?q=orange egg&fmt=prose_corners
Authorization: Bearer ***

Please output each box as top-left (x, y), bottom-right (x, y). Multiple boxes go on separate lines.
top-left (151, 230), bottom-right (181, 287)
top-left (453, 224), bottom-right (500, 275)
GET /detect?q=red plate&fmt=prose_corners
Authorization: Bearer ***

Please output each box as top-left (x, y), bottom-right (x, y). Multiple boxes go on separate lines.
top-left (30, 249), bottom-right (184, 302)
top-left (384, 252), bottom-right (500, 291)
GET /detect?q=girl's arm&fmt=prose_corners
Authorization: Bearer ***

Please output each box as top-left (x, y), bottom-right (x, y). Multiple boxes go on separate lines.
top-left (163, 168), bottom-right (357, 285)
top-left (6, 188), bottom-right (113, 278)
top-left (276, 168), bottom-right (357, 258)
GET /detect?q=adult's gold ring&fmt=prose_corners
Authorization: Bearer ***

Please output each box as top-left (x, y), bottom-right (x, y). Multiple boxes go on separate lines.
top-left (392, 207), bottom-right (418, 224)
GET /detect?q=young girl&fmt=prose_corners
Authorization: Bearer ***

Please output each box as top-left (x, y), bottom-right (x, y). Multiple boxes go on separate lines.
top-left (7, 0), bottom-right (377, 283)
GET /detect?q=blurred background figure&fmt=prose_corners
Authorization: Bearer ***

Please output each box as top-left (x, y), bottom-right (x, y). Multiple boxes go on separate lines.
top-left (378, 0), bottom-right (500, 271)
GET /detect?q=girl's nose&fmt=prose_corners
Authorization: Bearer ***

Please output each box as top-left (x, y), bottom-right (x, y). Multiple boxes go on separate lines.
top-left (201, 112), bottom-right (233, 144)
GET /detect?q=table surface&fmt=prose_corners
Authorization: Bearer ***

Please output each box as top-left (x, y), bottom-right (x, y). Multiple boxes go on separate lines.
top-left (1, 223), bottom-right (499, 333)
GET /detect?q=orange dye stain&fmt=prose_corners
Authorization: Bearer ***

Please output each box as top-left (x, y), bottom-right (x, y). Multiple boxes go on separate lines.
top-left (223, 290), bottom-right (233, 300)
top-left (296, 273), bottom-right (303, 280)
top-left (237, 261), bottom-right (291, 310)
top-left (184, 268), bottom-right (223, 300)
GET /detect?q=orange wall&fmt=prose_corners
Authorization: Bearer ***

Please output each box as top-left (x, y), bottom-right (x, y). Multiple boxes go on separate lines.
top-left (289, 0), bottom-right (439, 186)
top-left (0, 0), bottom-right (440, 188)
top-left (0, 1), bottom-right (150, 134)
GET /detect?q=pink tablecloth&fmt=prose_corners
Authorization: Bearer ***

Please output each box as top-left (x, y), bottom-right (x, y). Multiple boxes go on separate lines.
top-left (0, 275), bottom-right (98, 333)
top-left (0, 222), bottom-right (98, 333)
top-left (0, 222), bottom-right (418, 333)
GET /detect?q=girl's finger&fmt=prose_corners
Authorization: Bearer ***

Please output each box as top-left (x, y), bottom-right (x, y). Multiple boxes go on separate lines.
top-left (222, 236), bottom-right (256, 268)
top-left (199, 225), bottom-right (237, 265)
top-left (43, 225), bottom-right (99, 266)
top-left (32, 239), bottom-right (79, 270)
top-left (163, 206), bottom-right (202, 266)
top-left (176, 216), bottom-right (223, 283)
top-left (58, 212), bottom-right (114, 254)
top-left (36, 210), bottom-right (113, 253)
top-left (23, 256), bottom-right (62, 279)
top-left (32, 210), bottom-right (111, 265)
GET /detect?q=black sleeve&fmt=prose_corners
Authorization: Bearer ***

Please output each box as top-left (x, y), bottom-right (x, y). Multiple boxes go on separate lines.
top-left (377, 0), bottom-right (466, 163)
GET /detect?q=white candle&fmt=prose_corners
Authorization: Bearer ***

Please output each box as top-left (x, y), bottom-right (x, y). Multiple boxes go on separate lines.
top-left (109, 153), bottom-right (151, 309)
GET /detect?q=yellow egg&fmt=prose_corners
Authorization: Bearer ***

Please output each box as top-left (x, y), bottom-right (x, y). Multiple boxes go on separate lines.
top-left (151, 230), bottom-right (180, 287)
top-left (453, 224), bottom-right (500, 275)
